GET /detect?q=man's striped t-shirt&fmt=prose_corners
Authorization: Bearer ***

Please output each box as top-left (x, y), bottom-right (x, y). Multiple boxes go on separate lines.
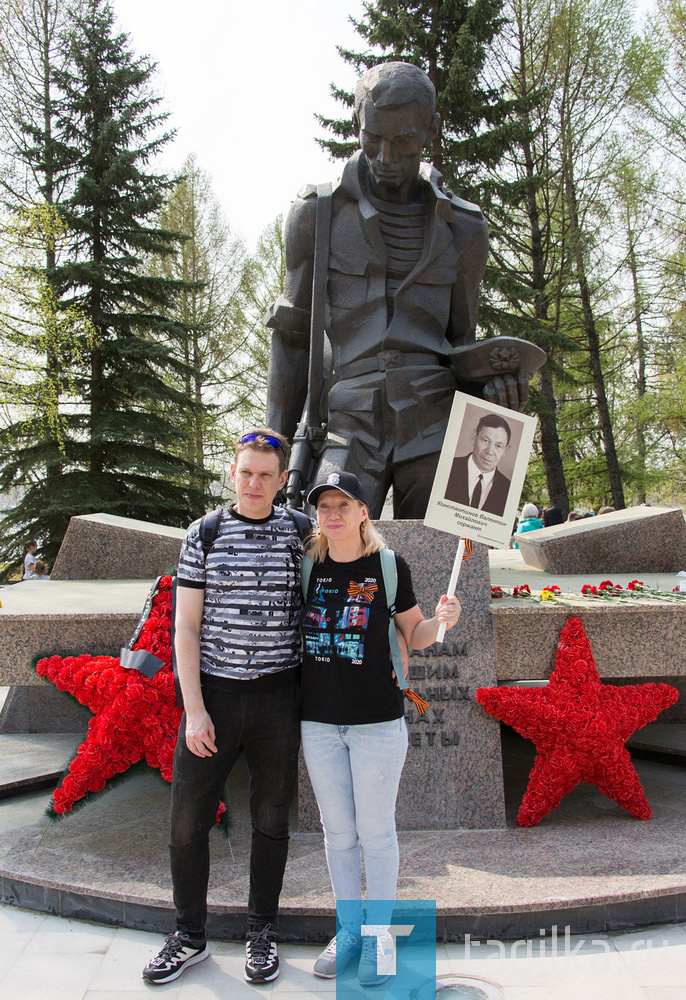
top-left (177, 505), bottom-right (305, 680)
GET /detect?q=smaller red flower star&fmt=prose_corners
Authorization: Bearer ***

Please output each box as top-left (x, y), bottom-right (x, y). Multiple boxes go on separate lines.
top-left (476, 616), bottom-right (679, 826)
top-left (36, 576), bottom-right (225, 826)
top-left (36, 576), bottom-right (181, 814)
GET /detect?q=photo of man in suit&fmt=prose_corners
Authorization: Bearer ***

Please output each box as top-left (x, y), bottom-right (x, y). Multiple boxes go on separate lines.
top-left (444, 413), bottom-right (512, 517)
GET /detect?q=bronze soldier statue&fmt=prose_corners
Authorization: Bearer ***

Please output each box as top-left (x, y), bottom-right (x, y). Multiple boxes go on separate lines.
top-left (265, 61), bottom-right (544, 517)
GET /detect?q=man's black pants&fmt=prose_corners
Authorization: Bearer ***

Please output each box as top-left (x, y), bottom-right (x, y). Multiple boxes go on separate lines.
top-left (169, 675), bottom-right (300, 938)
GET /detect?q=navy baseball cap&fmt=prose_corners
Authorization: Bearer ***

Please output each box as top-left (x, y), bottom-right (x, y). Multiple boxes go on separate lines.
top-left (306, 471), bottom-right (368, 507)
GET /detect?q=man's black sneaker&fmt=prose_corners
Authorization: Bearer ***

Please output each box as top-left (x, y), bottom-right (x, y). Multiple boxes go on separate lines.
top-left (244, 924), bottom-right (279, 983)
top-left (142, 931), bottom-right (209, 984)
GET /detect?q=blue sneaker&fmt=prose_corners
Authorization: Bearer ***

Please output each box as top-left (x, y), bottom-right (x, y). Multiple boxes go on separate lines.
top-left (314, 928), bottom-right (362, 978)
top-left (358, 927), bottom-right (395, 986)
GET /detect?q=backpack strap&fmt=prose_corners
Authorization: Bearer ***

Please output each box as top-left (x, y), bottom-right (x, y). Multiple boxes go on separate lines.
top-left (171, 576), bottom-right (183, 707)
top-left (301, 553), bottom-right (314, 601)
top-left (199, 506), bottom-right (223, 559)
top-left (172, 507), bottom-right (221, 708)
top-left (285, 506), bottom-right (312, 542)
top-left (380, 548), bottom-right (407, 691)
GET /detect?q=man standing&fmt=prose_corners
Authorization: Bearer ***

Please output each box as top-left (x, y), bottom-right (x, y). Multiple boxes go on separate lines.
top-left (444, 413), bottom-right (512, 517)
top-left (143, 429), bottom-right (304, 986)
top-left (266, 61), bottom-right (537, 518)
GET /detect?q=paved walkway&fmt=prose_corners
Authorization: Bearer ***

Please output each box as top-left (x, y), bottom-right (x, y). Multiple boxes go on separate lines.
top-left (1, 902), bottom-right (685, 999)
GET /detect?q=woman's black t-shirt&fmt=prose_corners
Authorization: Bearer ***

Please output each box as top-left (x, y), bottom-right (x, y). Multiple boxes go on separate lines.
top-left (301, 550), bottom-right (417, 725)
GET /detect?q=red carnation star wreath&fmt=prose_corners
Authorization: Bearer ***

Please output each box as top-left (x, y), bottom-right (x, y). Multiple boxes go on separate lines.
top-left (36, 575), bottom-right (225, 824)
top-left (476, 616), bottom-right (679, 826)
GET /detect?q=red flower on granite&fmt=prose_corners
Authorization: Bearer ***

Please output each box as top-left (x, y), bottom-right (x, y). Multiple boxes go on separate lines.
top-left (627, 580), bottom-right (645, 592)
top-left (581, 584), bottom-right (597, 596)
top-left (491, 586), bottom-right (504, 598)
top-left (544, 585), bottom-right (561, 593)
top-left (36, 576), bottom-right (180, 814)
top-left (36, 577), bottom-right (225, 823)
top-left (513, 584), bottom-right (531, 598)
top-left (476, 616), bottom-right (679, 826)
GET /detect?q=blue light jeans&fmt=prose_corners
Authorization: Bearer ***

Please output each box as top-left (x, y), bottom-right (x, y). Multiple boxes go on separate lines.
top-left (301, 717), bottom-right (408, 928)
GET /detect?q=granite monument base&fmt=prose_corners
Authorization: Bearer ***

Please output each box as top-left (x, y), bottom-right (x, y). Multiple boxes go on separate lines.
top-left (516, 505), bottom-right (686, 575)
top-left (51, 512), bottom-right (185, 580)
top-left (0, 686), bottom-right (89, 734)
top-left (2, 736), bottom-right (686, 941)
top-left (298, 521), bottom-right (506, 832)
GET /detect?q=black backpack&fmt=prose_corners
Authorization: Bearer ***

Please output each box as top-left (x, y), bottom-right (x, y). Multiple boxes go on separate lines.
top-left (198, 505), bottom-right (311, 554)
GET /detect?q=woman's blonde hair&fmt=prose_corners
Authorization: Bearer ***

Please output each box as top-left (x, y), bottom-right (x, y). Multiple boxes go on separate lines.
top-left (306, 498), bottom-right (387, 563)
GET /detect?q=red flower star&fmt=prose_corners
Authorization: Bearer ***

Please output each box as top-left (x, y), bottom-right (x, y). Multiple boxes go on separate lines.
top-left (476, 616), bottom-right (679, 826)
top-left (36, 575), bottom-right (182, 815)
top-left (36, 576), bottom-right (225, 829)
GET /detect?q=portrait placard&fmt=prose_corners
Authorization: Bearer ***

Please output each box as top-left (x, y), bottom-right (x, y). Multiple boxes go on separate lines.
top-left (424, 392), bottom-right (537, 548)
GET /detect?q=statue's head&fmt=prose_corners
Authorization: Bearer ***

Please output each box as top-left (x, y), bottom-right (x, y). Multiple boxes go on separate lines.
top-left (353, 62), bottom-right (440, 201)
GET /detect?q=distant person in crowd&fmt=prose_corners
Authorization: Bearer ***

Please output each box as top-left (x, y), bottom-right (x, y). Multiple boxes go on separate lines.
top-left (598, 506), bottom-right (615, 515)
top-left (30, 561), bottom-right (50, 580)
top-left (23, 539), bottom-right (37, 580)
top-left (444, 414), bottom-right (513, 517)
top-left (542, 506), bottom-right (564, 527)
top-left (567, 512), bottom-right (581, 522)
top-left (512, 503), bottom-right (543, 549)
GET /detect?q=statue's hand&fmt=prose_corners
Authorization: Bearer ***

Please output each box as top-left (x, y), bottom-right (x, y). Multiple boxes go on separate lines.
top-left (451, 338), bottom-right (545, 413)
top-left (482, 371), bottom-right (532, 412)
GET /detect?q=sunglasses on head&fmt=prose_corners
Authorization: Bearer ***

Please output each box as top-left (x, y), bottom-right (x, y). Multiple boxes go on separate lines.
top-left (240, 432), bottom-right (285, 452)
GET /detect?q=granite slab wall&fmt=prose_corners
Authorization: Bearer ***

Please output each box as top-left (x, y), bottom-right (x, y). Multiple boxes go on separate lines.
top-left (0, 612), bottom-right (140, 687)
top-left (493, 603), bottom-right (686, 681)
top-left (517, 506), bottom-right (686, 575)
top-left (0, 578), bottom-right (157, 731)
top-left (0, 686), bottom-right (89, 733)
top-left (298, 520), bottom-right (507, 832)
top-left (51, 513), bottom-right (186, 580)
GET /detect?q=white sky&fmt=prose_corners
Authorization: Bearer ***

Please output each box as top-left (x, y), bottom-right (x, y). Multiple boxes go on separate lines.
top-left (111, 0), bottom-right (366, 249)
top-left (111, 0), bottom-right (657, 251)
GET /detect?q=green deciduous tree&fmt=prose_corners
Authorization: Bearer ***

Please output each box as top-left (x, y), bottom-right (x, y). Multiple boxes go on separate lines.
top-left (151, 160), bottom-right (285, 494)
top-left (0, 0), bottom-right (86, 481)
top-left (150, 155), bottom-right (251, 486)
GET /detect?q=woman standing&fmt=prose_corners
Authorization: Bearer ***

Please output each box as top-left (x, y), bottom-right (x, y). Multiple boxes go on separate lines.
top-left (300, 471), bottom-right (461, 986)
top-left (512, 503), bottom-right (543, 548)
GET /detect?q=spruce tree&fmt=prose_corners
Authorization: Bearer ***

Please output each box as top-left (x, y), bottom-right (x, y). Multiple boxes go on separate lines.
top-left (318, 0), bottom-right (518, 210)
top-left (0, 0), bottom-right (212, 574)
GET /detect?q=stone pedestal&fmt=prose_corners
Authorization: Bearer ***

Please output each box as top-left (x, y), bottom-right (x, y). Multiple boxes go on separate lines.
top-left (0, 687), bottom-right (89, 734)
top-left (51, 513), bottom-right (185, 580)
top-left (517, 505), bottom-right (686, 575)
top-left (298, 521), bottom-right (507, 832)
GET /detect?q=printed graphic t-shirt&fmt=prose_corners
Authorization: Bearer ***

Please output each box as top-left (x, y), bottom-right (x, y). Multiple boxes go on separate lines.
top-left (177, 505), bottom-right (303, 680)
top-left (301, 550), bottom-right (417, 725)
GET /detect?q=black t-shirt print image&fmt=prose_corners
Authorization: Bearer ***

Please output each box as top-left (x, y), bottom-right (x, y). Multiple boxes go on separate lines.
top-left (301, 551), bottom-right (417, 726)
top-left (305, 575), bottom-right (376, 662)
